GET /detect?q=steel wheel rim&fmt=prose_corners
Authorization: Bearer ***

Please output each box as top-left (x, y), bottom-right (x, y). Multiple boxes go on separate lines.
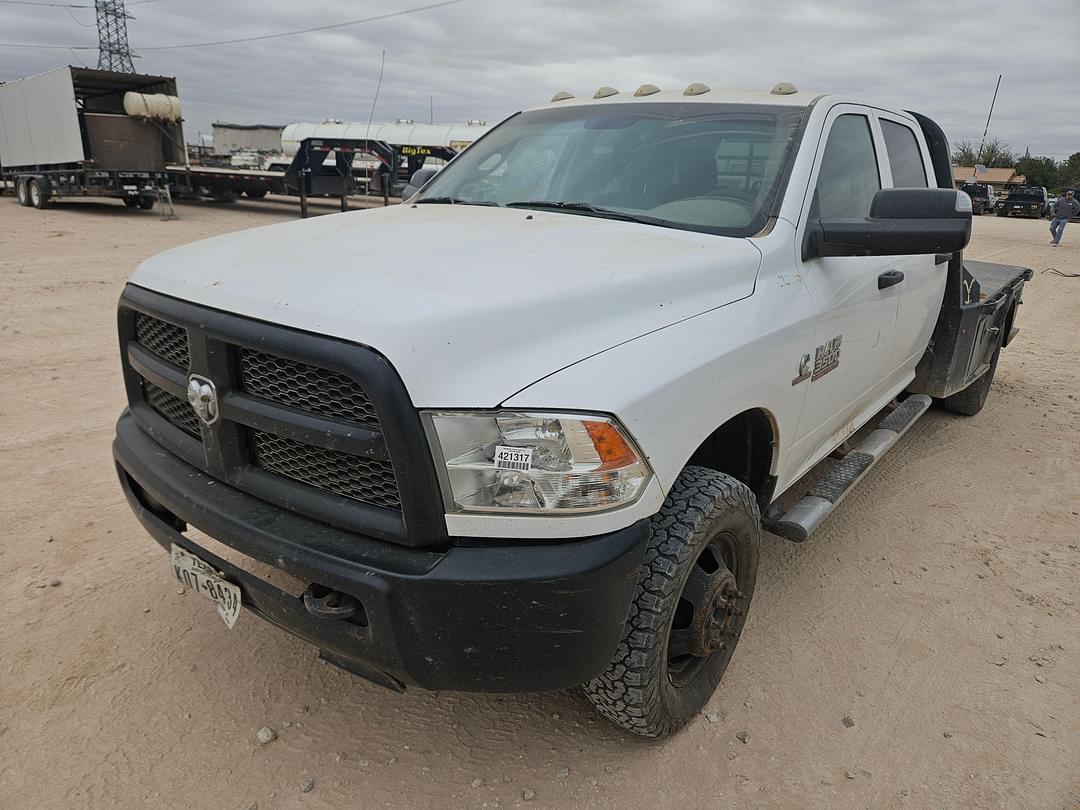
top-left (665, 529), bottom-right (748, 689)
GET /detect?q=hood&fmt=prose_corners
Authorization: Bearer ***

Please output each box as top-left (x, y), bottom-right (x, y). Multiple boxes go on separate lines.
top-left (130, 204), bottom-right (762, 407)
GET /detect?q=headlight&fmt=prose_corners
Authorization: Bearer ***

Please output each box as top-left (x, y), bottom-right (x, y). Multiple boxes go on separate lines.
top-left (424, 411), bottom-right (651, 514)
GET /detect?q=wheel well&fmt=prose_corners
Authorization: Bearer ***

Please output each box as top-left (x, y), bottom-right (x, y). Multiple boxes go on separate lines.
top-left (686, 409), bottom-right (777, 510)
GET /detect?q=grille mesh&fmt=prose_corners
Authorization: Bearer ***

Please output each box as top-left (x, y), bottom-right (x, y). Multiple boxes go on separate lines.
top-left (142, 380), bottom-right (201, 438)
top-left (135, 313), bottom-right (190, 369)
top-left (240, 349), bottom-right (378, 426)
top-left (251, 430), bottom-right (400, 509)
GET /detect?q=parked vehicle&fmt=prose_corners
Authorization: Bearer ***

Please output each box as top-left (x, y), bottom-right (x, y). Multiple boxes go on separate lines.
top-left (997, 185), bottom-right (1048, 218)
top-left (959, 181), bottom-right (996, 214)
top-left (112, 83), bottom-right (1032, 738)
top-left (0, 67), bottom-right (184, 210)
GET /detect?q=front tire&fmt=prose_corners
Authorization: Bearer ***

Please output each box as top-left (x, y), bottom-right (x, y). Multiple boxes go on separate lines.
top-left (583, 466), bottom-right (761, 738)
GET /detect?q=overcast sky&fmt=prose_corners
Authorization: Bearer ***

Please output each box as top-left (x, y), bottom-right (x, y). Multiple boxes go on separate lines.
top-left (2, 0), bottom-right (1078, 158)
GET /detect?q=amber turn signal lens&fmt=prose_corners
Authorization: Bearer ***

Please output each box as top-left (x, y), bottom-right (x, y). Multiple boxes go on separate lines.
top-left (584, 420), bottom-right (639, 470)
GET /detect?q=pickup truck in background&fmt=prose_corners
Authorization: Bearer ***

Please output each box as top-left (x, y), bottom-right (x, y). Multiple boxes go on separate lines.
top-left (112, 83), bottom-right (1032, 738)
top-left (997, 185), bottom-right (1049, 218)
top-left (959, 181), bottom-right (996, 215)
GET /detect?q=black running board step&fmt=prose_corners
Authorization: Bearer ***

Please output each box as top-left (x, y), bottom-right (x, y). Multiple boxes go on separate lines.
top-left (763, 395), bottom-right (932, 542)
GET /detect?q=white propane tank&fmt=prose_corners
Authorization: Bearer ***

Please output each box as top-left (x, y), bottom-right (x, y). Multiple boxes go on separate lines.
top-left (123, 92), bottom-right (182, 122)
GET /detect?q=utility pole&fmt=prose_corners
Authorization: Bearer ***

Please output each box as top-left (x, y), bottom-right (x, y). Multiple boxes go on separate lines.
top-left (975, 74), bottom-right (1003, 166)
top-left (95, 0), bottom-right (136, 73)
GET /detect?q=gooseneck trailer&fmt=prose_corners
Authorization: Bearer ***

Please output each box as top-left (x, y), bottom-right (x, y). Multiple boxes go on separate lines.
top-left (0, 67), bottom-right (185, 210)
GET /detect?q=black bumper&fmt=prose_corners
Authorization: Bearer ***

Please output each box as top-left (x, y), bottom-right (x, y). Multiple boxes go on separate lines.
top-left (113, 411), bottom-right (650, 692)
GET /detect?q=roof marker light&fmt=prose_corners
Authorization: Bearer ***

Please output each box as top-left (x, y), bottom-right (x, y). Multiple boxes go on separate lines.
top-left (550, 91), bottom-right (575, 102)
top-left (593, 86), bottom-right (619, 99)
top-left (770, 82), bottom-right (798, 96)
top-left (683, 82), bottom-right (711, 96)
top-left (633, 83), bottom-right (661, 97)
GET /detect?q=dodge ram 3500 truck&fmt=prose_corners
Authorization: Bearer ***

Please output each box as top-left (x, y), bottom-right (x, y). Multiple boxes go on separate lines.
top-left (113, 83), bottom-right (1032, 738)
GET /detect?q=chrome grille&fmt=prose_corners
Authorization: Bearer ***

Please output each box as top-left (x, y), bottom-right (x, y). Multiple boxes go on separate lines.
top-left (251, 430), bottom-right (400, 510)
top-left (240, 348), bottom-right (378, 426)
top-left (142, 380), bottom-right (200, 438)
top-left (135, 313), bottom-right (190, 369)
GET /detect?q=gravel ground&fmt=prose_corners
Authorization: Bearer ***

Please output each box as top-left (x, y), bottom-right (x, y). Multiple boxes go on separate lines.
top-left (1, 196), bottom-right (1077, 809)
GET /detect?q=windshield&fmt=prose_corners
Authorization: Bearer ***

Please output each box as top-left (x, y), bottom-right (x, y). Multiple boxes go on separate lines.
top-left (417, 102), bottom-right (807, 237)
top-left (1008, 187), bottom-right (1044, 201)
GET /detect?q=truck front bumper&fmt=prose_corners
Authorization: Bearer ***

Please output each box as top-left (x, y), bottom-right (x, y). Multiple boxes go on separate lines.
top-left (113, 411), bottom-right (649, 692)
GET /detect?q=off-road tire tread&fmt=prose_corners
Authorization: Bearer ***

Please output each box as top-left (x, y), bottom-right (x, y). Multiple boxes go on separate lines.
top-left (583, 465), bottom-right (760, 738)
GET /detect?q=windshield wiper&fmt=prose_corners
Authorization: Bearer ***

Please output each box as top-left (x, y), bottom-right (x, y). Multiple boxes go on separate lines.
top-left (505, 201), bottom-right (672, 227)
top-left (414, 196), bottom-right (499, 206)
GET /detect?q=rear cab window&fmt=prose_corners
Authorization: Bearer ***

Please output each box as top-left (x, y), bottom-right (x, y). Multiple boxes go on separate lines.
top-left (879, 118), bottom-right (929, 188)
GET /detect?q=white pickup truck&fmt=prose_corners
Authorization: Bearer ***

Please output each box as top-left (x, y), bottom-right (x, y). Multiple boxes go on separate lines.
top-left (113, 83), bottom-right (1031, 738)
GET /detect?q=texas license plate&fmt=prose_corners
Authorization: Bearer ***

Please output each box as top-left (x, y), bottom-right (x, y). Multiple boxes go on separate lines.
top-left (170, 544), bottom-right (241, 628)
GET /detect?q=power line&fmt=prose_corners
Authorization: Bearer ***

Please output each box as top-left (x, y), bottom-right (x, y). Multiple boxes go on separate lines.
top-left (0, 1), bottom-right (94, 6)
top-left (138, 0), bottom-right (473, 50)
top-left (0, 0), bottom-right (156, 5)
top-left (0, 0), bottom-right (472, 52)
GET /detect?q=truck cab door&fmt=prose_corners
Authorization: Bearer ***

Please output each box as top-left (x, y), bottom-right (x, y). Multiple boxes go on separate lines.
top-left (875, 113), bottom-right (943, 374)
top-left (789, 108), bottom-right (902, 473)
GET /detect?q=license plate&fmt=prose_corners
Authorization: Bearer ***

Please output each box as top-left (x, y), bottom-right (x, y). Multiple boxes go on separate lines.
top-left (170, 544), bottom-right (241, 628)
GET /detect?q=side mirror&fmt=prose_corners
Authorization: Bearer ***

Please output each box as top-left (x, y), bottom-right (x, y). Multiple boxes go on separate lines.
top-left (803, 188), bottom-right (972, 260)
top-left (401, 166), bottom-right (441, 201)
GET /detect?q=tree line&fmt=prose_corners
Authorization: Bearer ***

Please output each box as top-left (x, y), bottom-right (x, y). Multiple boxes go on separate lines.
top-left (951, 139), bottom-right (1080, 191)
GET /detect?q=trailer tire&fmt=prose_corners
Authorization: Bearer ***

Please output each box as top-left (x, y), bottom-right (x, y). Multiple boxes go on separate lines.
top-left (29, 178), bottom-right (49, 209)
top-left (123, 197), bottom-right (139, 208)
top-left (15, 177), bottom-right (30, 206)
top-left (137, 197), bottom-right (155, 210)
top-left (942, 340), bottom-right (1001, 416)
top-left (583, 466), bottom-right (760, 738)
top-left (245, 188), bottom-right (268, 199)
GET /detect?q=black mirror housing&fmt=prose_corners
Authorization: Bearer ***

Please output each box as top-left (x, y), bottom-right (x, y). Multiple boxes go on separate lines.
top-left (804, 188), bottom-right (972, 260)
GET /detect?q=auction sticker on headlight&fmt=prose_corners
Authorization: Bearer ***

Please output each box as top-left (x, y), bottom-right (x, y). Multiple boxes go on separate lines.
top-left (494, 445), bottom-right (533, 472)
top-left (170, 544), bottom-right (241, 629)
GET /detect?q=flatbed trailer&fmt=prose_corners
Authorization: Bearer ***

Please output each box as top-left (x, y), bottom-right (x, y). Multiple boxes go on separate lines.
top-left (1, 67), bottom-right (184, 211)
top-left (168, 136), bottom-right (460, 217)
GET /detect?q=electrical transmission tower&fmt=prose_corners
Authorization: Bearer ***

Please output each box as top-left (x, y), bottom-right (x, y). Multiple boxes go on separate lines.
top-left (95, 0), bottom-right (136, 73)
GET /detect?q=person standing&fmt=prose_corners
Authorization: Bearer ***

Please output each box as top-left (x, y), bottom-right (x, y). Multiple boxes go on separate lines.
top-left (1049, 190), bottom-right (1080, 246)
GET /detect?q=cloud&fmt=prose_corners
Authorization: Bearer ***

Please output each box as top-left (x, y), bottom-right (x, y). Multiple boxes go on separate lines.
top-left (2, 0), bottom-right (1078, 158)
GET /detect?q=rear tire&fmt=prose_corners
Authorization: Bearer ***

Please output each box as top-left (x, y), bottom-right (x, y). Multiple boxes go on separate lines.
top-left (123, 197), bottom-right (139, 208)
top-left (245, 188), bottom-right (268, 199)
top-left (29, 178), bottom-right (49, 209)
top-left (942, 341), bottom-right (1001, 416)
top-left (137, 197), bottom-right (155, 210)
top-left (15, 177), bottom-right (30, 206)
top-left (583, 466), bottom-right (761, 738)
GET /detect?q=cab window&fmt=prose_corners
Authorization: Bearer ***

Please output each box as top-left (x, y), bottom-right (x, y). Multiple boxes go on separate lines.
top-left (881, 120), bottom-right (929, 188)
top-left (813, 114), bottom-right (880, 219)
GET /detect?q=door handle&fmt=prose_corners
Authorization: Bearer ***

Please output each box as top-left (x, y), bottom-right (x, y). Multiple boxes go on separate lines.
top-left (878, 270), bottom-right (905, 290)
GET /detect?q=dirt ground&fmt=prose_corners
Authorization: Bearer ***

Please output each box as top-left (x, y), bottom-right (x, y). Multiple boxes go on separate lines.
top-left (1, 195), bottom-right (1077, 810)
